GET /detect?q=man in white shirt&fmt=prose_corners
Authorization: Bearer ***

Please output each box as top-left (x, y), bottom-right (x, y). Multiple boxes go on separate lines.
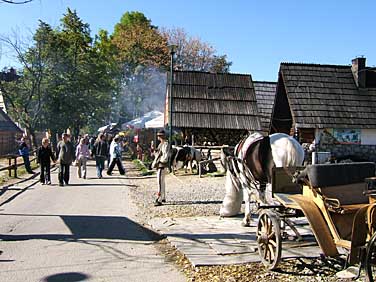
top-left (152, 130), bottom-right (170, 206)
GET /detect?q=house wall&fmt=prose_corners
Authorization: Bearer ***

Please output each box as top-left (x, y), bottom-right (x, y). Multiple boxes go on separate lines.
top-left (0, 131), bottom-right (21, 156)
top-left (361, 129), bottom-right (376, 145)
top-left (316, 128), bottom-right (376, 162)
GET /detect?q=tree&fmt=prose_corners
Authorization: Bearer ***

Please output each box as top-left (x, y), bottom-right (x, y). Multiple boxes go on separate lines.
top-left (161, 27), bottom-right (232, 73)
top-left (112, 11), bottom-right (169, 75)
top-left (111, 12), bottom-right (170, 120)
top-left (1, 9), bottom-right (121, 143)
top-left (0, 22), bottom-right (55, 147)
top-left (42, 8), bottom-right (118, 137)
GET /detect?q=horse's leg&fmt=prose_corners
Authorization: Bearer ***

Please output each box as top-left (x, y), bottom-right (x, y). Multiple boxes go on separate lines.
top-left (242, 188), bottom-right (251, 227)
top-left (265, 182), bottom-right (274, 204)
top-left (220, 172), bottom-right (242, 217)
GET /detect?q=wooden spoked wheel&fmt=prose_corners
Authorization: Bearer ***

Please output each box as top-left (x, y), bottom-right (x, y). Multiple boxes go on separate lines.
top-left (256, 210), bottom-right (282, 270)
top-left (365, 233), bottom-right (376, 282)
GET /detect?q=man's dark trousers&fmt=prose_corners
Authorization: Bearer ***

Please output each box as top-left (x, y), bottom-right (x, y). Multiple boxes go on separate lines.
top-left (107, 158), bottom-right (125, 175)
top-left (58, 163), bottom-right (70, 185)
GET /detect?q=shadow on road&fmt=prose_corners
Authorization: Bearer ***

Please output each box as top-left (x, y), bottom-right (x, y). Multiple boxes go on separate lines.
top-left (0, 213), bottom-right (161, 242)
top-left (163, 200), bottom-right (223, 205)
top-left (41, 272), bottom-right (90, 282)
top-left (64, 183), bottom-right (137, 187)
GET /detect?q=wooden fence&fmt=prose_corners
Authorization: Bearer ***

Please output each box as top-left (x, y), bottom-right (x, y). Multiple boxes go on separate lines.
top-left (196, 145), bottom-right (233, 178)
top-left (0, 150), bottom-right (37, 178)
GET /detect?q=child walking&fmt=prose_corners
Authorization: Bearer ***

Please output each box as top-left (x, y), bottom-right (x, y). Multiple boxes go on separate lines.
top-left (37, 138), bottom-right (55, 185)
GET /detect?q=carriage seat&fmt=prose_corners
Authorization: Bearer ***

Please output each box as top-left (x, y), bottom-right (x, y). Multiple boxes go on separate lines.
top-left (306, 162), bottom-right (376, 207)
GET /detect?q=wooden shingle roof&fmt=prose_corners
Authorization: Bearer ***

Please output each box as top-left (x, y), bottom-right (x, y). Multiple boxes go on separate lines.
top-left (167, 71), bottom-right (261, 130)
top-left (254, 81), bottom-right (276, 133)
top-left (279, 63), bottom-right (376, 128)
top-left (0, 108), bottom-right (22, 132)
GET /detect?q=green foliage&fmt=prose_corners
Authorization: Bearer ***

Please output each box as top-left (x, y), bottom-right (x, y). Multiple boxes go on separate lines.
top-left (1, 8), bottom-right (121, 141)
top-left (113, 11), bottom-right (154, 36)
top-left (132, 159), bottom-right (154, 176)
top-left (1, 9), bottom-right (232, 141)
top-left (112, 11), bottom-right (169, 72)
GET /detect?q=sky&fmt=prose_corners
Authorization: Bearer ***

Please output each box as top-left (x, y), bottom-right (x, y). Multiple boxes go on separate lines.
top-left (0, 0), bottom-right (375, 81)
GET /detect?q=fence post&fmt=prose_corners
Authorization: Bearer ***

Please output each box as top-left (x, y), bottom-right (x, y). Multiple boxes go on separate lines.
top-left (14, 157), bottom-right (17, 178)
top-left (8, 157), bottom-right (11, 177)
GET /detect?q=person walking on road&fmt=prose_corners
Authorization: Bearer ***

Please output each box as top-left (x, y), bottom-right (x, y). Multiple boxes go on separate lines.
top-left (18, 137), bottom-right (34, 174)
top-left (75, 137), bottom-right (90, 179)
top-left (37, 138), bottom-right (55, 185)
top-left (151, 130), bottom-right (170, 206)
top-left (107, 135), bottom-right (125, 176)
top-left (56, 133), bottom-right (75, 186)
top-left (92, 133), bottom-right (108, 179)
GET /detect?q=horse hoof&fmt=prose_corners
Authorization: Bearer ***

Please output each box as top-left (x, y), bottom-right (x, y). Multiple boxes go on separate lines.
top-left (241, 221), bottom-right (250, 227)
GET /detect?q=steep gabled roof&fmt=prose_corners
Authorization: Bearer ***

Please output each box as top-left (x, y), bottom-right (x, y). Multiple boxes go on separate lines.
top-left (278, 63), bottom-right (376, 128)
top-left (0, 108), bottom-right (22, 132)
top-left (254, 81), bottom-right (277, 133)
top-left (167, 71), bottom-right (261, 130)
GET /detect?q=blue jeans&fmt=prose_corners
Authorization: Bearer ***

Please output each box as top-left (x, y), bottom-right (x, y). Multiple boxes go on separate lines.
top-left (95, 156), bottom-right (105, 177)
top-left (22, 155), bottom-right (33, 173)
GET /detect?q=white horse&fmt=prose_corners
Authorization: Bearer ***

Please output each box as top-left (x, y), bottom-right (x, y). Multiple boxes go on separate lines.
top-left (220, 132), bottom-right (304, 226)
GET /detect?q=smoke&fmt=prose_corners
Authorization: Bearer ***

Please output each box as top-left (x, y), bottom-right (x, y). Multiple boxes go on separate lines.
top-left (118, 66), bottom-right (167, 121)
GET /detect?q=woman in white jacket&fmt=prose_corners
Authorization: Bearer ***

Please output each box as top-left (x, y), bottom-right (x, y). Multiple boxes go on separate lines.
top-left (106, 135), bottom-right (125, 175)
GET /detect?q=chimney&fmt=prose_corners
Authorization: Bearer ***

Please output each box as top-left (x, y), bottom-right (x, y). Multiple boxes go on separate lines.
top-left (351, 57), bottom-right (366, 88)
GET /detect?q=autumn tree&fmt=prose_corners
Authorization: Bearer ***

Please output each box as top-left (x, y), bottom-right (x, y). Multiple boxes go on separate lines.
top-left (112, 11), bottom-right (169, 75)
top-left (161, 27), bottom-right (232, 73)
top-left (111, 12), bottom-right (169, 120)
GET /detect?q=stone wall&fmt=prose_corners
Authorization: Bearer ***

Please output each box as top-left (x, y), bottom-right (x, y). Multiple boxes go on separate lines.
top-left (318, 144), bottom-right (376, 162)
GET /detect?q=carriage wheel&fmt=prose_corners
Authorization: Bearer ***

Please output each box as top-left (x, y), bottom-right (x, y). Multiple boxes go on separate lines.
top-left (256, 210), bottom-right (282, 270)
top-left (365, 233), bottom-right (376, 282)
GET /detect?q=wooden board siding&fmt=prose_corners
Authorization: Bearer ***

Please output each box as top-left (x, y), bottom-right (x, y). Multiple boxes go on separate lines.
top-left (254, 81), bottom-right (277, 134)
top-left (167, 71), bottom-right (261, 130)
top-left (0, 109), bottom-right (22, 133)
top-left (279, 63), bottom-right (376, 129)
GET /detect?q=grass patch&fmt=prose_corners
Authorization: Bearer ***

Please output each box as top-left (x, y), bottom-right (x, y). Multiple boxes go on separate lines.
top-left (132, 159), bottom-right (154, 176)
top-left (0, 158), bottom-right (38, 184)
top-left (0, 174), bottom-right (9, 185)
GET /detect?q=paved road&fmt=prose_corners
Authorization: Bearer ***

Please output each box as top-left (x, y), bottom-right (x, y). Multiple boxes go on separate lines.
top-left (0, 162), bottom-right (185, 282)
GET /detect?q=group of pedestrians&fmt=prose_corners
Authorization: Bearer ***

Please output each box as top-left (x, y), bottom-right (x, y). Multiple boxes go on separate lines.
top-left (22, 130), bottom-right (169, 208)
top-left (33, 132), bottom-right (126, 186)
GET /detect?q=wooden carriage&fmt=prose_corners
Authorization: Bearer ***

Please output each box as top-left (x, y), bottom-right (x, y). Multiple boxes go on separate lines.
top-left (256, 162), bottom-right (376, 280)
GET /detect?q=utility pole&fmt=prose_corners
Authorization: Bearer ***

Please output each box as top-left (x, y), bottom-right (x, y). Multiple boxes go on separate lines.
top-left (168, 45), bottom-right (177, 146)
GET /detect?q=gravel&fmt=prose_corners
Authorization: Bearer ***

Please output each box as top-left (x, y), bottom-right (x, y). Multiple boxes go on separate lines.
top-left (124, 161), bottom-right (359, 282)
top-left (125, 163), bottom-right (226, 222)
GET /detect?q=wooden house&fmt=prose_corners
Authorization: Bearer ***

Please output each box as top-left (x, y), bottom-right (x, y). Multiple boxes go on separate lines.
top-left (271, 57), bottom-right (376, 162)
top-left (254, 81), bottom-right (277, 134)
top-left (0, 108), bottom-right (23, 156)
top-left (165, 71), bottom-right (261, 145)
